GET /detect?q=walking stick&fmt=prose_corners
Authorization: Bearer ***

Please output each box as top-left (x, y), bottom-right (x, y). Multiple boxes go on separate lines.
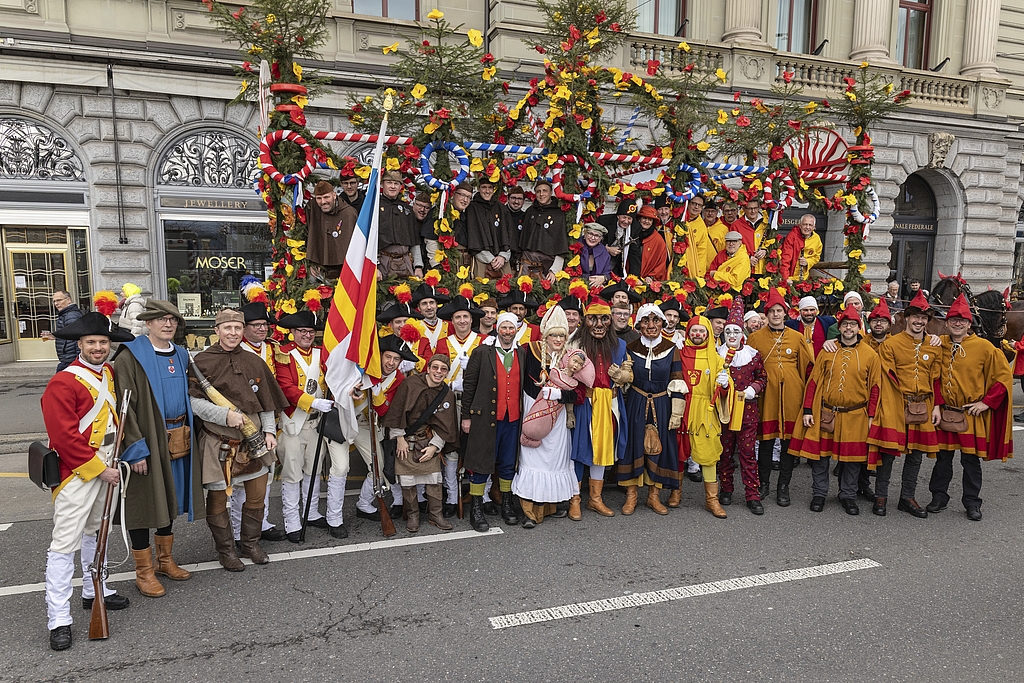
top-left (368, 409), bottom-right (397, 537)
top-left (299, 417), bottom-right (327, 543)
top-left (89, 390), bottom-right (131, 641)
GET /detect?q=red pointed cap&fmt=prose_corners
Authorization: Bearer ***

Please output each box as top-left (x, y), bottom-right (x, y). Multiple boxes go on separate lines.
top-left (945, 293), bottom-right (973, 322)
top-left (868, 297), bottom-right (891, 320)
top-left (836, 305), bottom-right (862, 324)
top-left (764, 288), bottom-right (788, 313)
top-left (726, 297), bottom-right (745, 327)
top-left (905, 290), bottom-right (933, 316)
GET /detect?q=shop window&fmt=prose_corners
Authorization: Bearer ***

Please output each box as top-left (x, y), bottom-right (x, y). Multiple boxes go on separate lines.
top-left (352, 0), bottom-right (418, 20)
top-left (164, 219), bottom-right (273, 321)
top-left (775, 0), bottom-right (816, 54)
top-left (158, 132), bottom-right (260, 189)
top-left (0, 118), bottom-right (84, 182)
top-left (637, 0), bottom-right (685, 36)
top-left (896, 0), bottom-right (930, 70)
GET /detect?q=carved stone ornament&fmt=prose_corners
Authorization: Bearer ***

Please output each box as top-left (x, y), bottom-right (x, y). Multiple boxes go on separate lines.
top-left (982, 87), bottom-right (1005, 109)
top-left (158, 131), bottom-right (259, 188)
top-left (928, 132), bottom-right (955, 168)
top-left (0, 118), bottom-right (85, 181)
top-left (358, 33), bottom-right (370, 50)
top-left (738, 55), bottom-right (765, 80)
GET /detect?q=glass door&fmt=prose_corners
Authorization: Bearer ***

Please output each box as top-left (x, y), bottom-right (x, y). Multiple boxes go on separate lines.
top-left (9, 248), bottom-right (68, 361)
top-left (888, 234), bottom-right (934, 299)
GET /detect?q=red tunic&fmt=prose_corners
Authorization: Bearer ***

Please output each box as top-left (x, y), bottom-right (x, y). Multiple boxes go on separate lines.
top-left (41, 359), bottom-right (116, 485)
top-left (639, 230), bottom-right (669, 280)
top-left (497, 352), bottom-right (521, 421)
top-left (275, 342), bottom-right (329, 418)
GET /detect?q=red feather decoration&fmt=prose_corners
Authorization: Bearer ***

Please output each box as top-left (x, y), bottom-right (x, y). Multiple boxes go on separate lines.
top-left (93, 291), bottom-right (119, 318)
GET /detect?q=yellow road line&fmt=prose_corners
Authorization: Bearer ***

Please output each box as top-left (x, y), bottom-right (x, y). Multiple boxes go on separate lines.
top-left (0, 473), bottom-right (29, 478)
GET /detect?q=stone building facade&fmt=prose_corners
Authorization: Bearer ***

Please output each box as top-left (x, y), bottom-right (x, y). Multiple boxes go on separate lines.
top-left (0, 0), bottom-right (1021, 362)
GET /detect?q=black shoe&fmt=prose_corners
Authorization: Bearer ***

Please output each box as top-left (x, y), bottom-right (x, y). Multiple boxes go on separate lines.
top-left (772, 461), bottom-right (781, 471)
top-left (925, 497), bottom-right (948, 513)
top-left (260, 526), bottom-right (287, 542)
top-left (390, 504), bottom-right (404, 519)
top-left (49, 625), bottom-right (72, 651)
top-left (747, 499), bottom-right (764, 515)
top-left (549, 508), bottom-right (568, 519)
top-left (521, 518), bottom-right (536, 529)
top-left (841, 498), bottom-right (860, 516)
top-left (307, 517), bottom-right (330, 529)
top-left (776, 485), bottom-right (791, 507)
top-left (873, 497), bottom-right (887, 516)
top-left (500, 494), bottom-right (520, 525)
top-left (758, 482), bottom-right (770, 502)
top-left (356, 509), bottom-right (381, 521)
top-left (897, 498), bottom-right (928, 519)
top-left (442, 503), bottom-right (458, 519)
top-left (809, 496), bottom-right (825, 512)
top-left (469, 496), bottom-right (489, 533)
top-left (329, 523), bottom-right (349, 539)
top-left (82, 593), bottom-right (130, 611)
top-left (687, 470), bottom-right (703, 483)
top-left (719, 491), bottom-right (733, 506)
top-left (857, 488), bottom-right (876, 501)
top-left (966, 507), bottom-right (983, 521)
top-left (286, 531), bottom-right (302, 543)
top-left (1015, 411), bottom-right (1024, 424)
top-left (481, 501), bottom-right (500, 516)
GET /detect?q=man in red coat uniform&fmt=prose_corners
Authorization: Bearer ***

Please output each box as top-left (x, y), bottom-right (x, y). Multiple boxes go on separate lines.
top-left (41, 312), bottom-right (134, 651)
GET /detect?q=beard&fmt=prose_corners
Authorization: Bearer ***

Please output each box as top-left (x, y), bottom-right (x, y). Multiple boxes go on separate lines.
top-left (576, 322), bottom-right (618, 366)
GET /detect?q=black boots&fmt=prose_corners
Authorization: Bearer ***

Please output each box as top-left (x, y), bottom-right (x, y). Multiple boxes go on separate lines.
top-left (469, 495), bottom-right (489, 532)
top-left (500, 491), bottom-right (519, 525)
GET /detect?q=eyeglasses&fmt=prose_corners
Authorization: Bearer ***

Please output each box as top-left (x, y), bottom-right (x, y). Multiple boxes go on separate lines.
top-left (53, 296), bottom-right (70, 304)
top-left (246, 322), bottom-right (269, 329)
top-left (293, 329), bottom-right (316, 335)
top-left (155, 315), bottom-right (178, 325)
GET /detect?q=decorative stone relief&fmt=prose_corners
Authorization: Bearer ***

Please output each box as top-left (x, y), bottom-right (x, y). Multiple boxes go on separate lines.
top-left (173, 12), bottom-right (186, 30)
top-left (158, 131), bottom-right (258, 188)
top-left (358, 33), bottom-right (370, 51)
top-left (982, 87), bottom-right (1005, 109)
top-left (928, 132), bottom-right (955, 168)
top-left (738, 55), bottom-right (765, 80)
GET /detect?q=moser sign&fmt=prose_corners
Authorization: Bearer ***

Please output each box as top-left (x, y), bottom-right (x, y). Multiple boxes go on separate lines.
top-left (160, 196), bottom-right (265, 211)
top-left (194, 255), bottom-right (249, 268)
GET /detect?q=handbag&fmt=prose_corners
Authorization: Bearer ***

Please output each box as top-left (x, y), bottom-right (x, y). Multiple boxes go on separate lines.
top-left (819, 408), bottom-right (836, 434)
top-left (28, 441), bottom-right (61, 490)
top-left (938, 407), bottom-right (968, 433)
top-left (640, 390), bottom-right (665, 456)
top-left (904, 397), bottom-right (929, 425)
top-left (166, 416), bottom-right (191, 460)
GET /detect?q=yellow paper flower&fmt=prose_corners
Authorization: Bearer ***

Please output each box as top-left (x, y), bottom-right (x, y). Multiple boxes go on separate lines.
top-left (834, 281), bottom-right (845, 291)
top-left (568, 223), bottom-right (582, 240)
top-left (411, 83), bottom-right (427, 99)
top-left (265, 13), bottom-right (276, 23)
top-left (844, 194), bottom-right (858, 207)
top-left (424, 121), bottom-right (439, 135)
top-left (678, 41), bottom-right (691, 53)
top-left (555, 270), bottom-right (570, 281)
top-left (849, 249), bottom-right (863, 259)
top-left (427, 9), bottom-right (444, 20)
top-left (385, 157), bottom-right (400, 172)
top-left (715, 68), bottom-right (727, 83)
top-left (470, 158), bottom-right (484, 172)
top-left (239, 80), bottom-right (249, 94)
top-left (566, 255), bottom-right (581, 268)
top-left (607, 183), bottom-right (620, 196)
top-left (355, 166), bottom-right (370, 179)
top-left (823, 284), bottom-right (834, 295)
top-left (804, 101), bottom-right (817, 114)
top-left (548, 128), bottom-right (564, 143)
top-left (291, 95), bottom-right (308, 108)
top-left (292, 62), bottom-right (303, 81)
top-left (280, 298), bottom-right (296, 314)
top-left (383, 42), bottom-right (400, 55)
top-left (860, 61), bottom-right (869, 69)
top-left (287, 238), bottom-right (304, 248)
top-left (457, 265), bottom-right (470, 279)
top-left (717, 110), bottom-right (728, 125)
top-left (434, 250), bottom-right (446, 261)
top-left (858, 263), bottom-right (868, 273)
top-left (696, 141), bottom-right (710, 152)
top-left (758, 277), bottom-right (771, 289)
top-left (482, 66), bottom-right (497, 81)
top-left (845, 91), bottom-right (857, 102)
top-left (284, 265), bottom-right (295, 277)
top-left (291, 249), bottom-right (305, 262)
top-left (467, 29), bottom-right (483, 47)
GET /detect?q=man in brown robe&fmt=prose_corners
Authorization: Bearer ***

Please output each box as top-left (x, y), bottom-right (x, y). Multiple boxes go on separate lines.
top-left (379, 170), bottom-right (424, 279)
top-left (382, 354), bottom-right (459, 533)
top-left (466, 179), bottom-right (516, 278)
top-left (306, 180), bottom-right (358, 270)
top-left (189, 309), bottom-right (289, 572)
top-left (519, 179), bottom-right (568, 281)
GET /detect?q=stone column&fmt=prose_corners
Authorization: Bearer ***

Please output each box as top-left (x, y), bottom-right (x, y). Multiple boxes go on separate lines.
top-left (812, 0), bottom-right (843, 60)
top-left (722, 0), bottom-right (763, 45)
top-left (960, 0), bottom-right (1000, 78)
top-left (849, 0), bottom-right (892, 63)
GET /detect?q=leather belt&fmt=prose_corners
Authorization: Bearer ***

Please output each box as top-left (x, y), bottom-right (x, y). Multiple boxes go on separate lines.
top-left (941, 405), bottom-right (965, 413)
top-left (822, 401), bottom-right (866, 413)
top-left (904, 393), bottom-right (930, 402)
top-left (166, 415), bottom-right (186, 426)
top-left (629, 388), bottom-right (667, 399)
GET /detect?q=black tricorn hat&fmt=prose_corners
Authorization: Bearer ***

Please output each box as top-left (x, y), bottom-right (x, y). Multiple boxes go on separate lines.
top-left (276, 309), bottom-right (324, 330)
top-left (497, 291), bottom-right (539, 310)
top-left (240, 302), bottom-right (272, 324)
top-left (658, 298), bottom-right (682, 313)
top-left (376, 302), bottom-right (422, 324)
top-left (557, 297), bottom-right (584, 314)
top-left (598, 281), bottom-right (642, 304)
top-left (705, 306), bottom-right (729, 320)
top-left (616, 198), bottom-right (639, 216)
top-left (379, 334), bottom-right (419, 363)
top-left (437, 296), bottom-right (485, 321)
top-left (412, 282), bottom-right (451, 306)
top-left (54, 312), bottom-right (134, 342)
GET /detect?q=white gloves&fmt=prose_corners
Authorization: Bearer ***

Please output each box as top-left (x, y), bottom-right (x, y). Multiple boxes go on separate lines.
top-left (743, 386), bottom-right (756, 401)
top-left (458, 354), bottom-right (469, 370)
top-left (451, 377), bottom-right (464, 393)
top-left (310, 398), bottom-right (334, 413)
top-left (399, 360), bottom-right (416, 374)
top-left (716, 371), bottom-right (730, 388)
top-left (540, 387), bottom-right (561, 400)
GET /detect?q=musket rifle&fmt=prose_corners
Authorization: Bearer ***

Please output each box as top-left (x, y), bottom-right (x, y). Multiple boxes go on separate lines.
top-left (89, 389), bottom-right (131, 641)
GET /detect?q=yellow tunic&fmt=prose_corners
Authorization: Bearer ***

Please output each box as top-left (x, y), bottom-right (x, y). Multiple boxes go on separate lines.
top-left (747, 326), bottom-right (814, 440)
top-left (711, 245), bottom-right (751, 292)
top-left (681, 343), bottom-right (730, 466)
top-left (683, 216), bottom-right (713, 278)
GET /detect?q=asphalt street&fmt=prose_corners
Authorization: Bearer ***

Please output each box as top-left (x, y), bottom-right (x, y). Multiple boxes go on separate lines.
top-left (1, 365), bottom-right (1022, 682)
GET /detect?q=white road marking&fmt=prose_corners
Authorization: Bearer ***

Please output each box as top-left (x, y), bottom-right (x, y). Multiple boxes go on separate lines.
top-left (1013, 426), bottom-right (1023, 432)
top-left (0, 527), bottom-right (504, 598)
top-left (0, 523), bottom-right (11, 532)
top-left (489, 558), bottom-right (882, 629)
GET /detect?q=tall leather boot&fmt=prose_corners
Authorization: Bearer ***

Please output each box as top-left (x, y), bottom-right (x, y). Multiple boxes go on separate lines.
top-left (402, 486), bottom-right (420, 532)
top-left (704, 482), bottom-right (728, 519)
top-left (239, 508), bottom-right (270, 564)
top-left (154, 535), bottom-right (191, 581)
top-left (568, 482), bottom-right (582, 521)
top-left (206, 510), bottom-right (244, 572)
top-left (621, 485), bottom-right (638, 515)
top-left (500, 490), bottom-right (520, 525)
top-left (132, 548), bottom-right (165, 597)
top-left (667, 488), bottom-right (683, 508)
top-left (469, 495), bottom-right (489, 532)
top-left (587, 479), bottom-right (615, 517)
top-left (646, 487), bottom-right (668, 515)
top-left (425, 484), bottom-right (453, 530)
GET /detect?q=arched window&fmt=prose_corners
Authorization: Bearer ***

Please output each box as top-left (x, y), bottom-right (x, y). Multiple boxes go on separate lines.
top-left (0, 118), bottom-right (85, 181)
top-left (157, 131), bottom-right (259, 189)
top-left (890, 173), bottom-right (936, 294)
top-left (895, 174), bottom-right (937, 217)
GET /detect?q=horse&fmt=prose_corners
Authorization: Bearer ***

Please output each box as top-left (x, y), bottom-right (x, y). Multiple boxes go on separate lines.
top-left (889, 273), bottom-right (1016, 348)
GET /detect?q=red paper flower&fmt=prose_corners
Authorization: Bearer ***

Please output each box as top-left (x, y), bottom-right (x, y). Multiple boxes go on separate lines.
top-left (782, 71), bottom-right (794, 84)
top-left (736, 116), bottom-right (751, 127)
top-left (742, 280), bottom-right (754, 296)
top-left (647, 60), bottom-right (661, 76)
